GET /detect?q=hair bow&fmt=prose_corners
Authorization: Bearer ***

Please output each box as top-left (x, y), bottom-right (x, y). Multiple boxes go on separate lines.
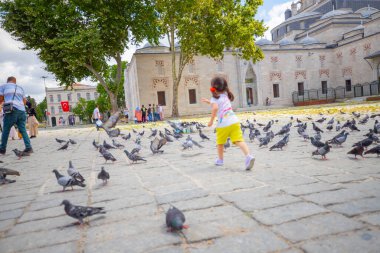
top-left (210, 87), bottom-right (216, 92)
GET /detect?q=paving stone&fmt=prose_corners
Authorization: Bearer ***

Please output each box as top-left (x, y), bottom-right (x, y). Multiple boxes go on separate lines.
top-left (281, 182), bottom-right (342, 196)
top-left (0, 208), bottom-right (24, 221)
top-left (8, 215), bottom-right (71, 236)
top-left (18, 206), bottom-right (62, 223)
top-left (156, 188), bottom-right (209, 204)
top-left (20, 241), bottom-right (78, 253)
top-left (316, 174), bottom-right (369, 184)
top-left (252, 202), bottom-right (328, 225)
top-left (0, 228), bottom-right (80, 253)
top-left (161, 196), bottom-right (225, 211)
top-left (0, 219), bottom-right (15, 233)
top-left (184, 205), bottom-right (244, 225)
top-left (189, 228), bottom-right (289, 253)
top-left (329, 197), bottom-right (380, 216)
top-left (0, 194), bottom-right (35, 205)
top-left (147, 246), bottom-right (185, 253)
top-left (358, 213), bottom-right (380, 226)
top-left (272, 213), bottom-right (364, 243)
top-left (301, 229), bottom-right (380, 253)
top-left (302, 188), bottom-right (371, 205)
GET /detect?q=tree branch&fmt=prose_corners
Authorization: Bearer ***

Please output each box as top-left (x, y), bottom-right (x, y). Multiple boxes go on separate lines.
top-left (114, 52), bottom-right (122, 85)
top-left (84, 63), bottom-right (111, 93)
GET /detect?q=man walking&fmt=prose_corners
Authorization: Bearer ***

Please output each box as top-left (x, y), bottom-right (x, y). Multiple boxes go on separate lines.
top-left (0, 76), bottom-right (33, 154)
top-left (93, 104), bottom-right (101, 130)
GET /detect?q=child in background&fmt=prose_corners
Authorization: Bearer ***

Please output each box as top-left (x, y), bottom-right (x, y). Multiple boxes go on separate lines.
top-left (202, 77), bottom-right (255, 170)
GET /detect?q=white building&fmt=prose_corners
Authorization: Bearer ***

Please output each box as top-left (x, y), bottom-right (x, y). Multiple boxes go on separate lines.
top-left (45, 83), bottom-right (98, 126)
top-left (124, 0), bottom-right (380, 116)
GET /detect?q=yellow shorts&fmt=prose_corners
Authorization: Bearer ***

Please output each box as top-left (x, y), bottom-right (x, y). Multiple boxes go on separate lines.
top-left (216, 123), bottom-right (244, 145)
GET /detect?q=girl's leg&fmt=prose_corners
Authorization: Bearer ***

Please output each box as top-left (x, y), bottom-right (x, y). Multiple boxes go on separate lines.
top-left (234, 141), bottom-right (250, 156)
top-left (217, 144), bottom-right (224, 160)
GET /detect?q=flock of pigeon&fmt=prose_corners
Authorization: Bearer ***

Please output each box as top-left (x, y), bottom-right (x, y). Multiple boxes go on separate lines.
top-left (2, 109), bottom-right (380, 232)
top-left (241, 110), bottom-right (380, 160)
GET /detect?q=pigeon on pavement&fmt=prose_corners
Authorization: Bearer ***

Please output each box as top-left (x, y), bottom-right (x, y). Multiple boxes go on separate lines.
top-left (58, 141), bottom-right (70, 151)
top-left (55, 138), bottom-right (66, 144)
top-left (364, 145), bottom-right (380, 157)
top-left (347, 146), bottom-right (364, 159)
top-left (0, 168), bottom-right (20, 184)
top-left (199, 129), bottom-right (210, 141)
top-left (52, 169), bottom-right (86, 191)
top-left (312, 142), bottom-right (331, 160)
top-left (112, 139), bottom-right (125, 149)
top-left (97, 167), bottom-right (110, 184)
top-left (93, 140), bottom-right (99, 149)
top-left (103, 140), bottom-right (116, 149)
top-left (67, 161), bottom-right (85, 182)
top-left (69, 139), bottom-right (77, 145)
top-left (61, 200), bottom-right (106, 225)
top-left (310, 137), bottom-right (324, 148)
top-left (12, 149), bottom-right (30, 159)
top-left (166, 205), bottom-right (188, 232)
top-left (124, 150), bottom-right (147, 163)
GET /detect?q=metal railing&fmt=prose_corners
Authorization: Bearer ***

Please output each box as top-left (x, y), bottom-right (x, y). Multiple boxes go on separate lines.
top-left (292, 81), bottom-right (379, 104)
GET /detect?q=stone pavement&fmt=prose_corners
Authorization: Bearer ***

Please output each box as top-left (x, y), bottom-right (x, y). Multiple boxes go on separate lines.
top-left (0, 112), bottom-right (380, 253)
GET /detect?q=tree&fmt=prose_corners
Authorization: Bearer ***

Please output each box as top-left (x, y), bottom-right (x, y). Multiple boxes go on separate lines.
top-left (155, 0), bottom-right (266, 117)
top-left (36, 97), bottom-right (47, 122)
top-left (72, 98), bottom-right (88, 122)
top-left (0, 0), bottom-right (160, 113)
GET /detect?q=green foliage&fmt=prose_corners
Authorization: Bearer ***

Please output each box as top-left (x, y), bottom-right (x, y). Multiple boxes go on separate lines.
top-left (36, 97), bottom-right (47, 122)
top-left (0, 0), bottom-right (160, 112)
top-left (155, 0), bottom-right (266, 116)
top-left (72, 98), bottom-right (88, 121)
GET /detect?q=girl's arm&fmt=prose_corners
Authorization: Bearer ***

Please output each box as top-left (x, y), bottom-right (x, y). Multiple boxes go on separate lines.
top-left (201, 98), bottom-right (210, 104)
top-left (208, 103), bottom-right (218, 127)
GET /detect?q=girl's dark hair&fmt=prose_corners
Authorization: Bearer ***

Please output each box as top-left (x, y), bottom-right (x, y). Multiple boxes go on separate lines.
top-left (211, 77), bottom-right (234, 101)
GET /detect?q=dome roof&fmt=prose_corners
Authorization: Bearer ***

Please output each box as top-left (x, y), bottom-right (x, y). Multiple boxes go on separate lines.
top-left (300, 35), bottom-right (319, 45)
top-left (141, 42), bottom-right (167, 49)
top-left (174, 42), bottom-right (180, 47)
top-left (321, 9), bottom-right (352, 19)
top-left (278, 37), bottom-right (296, 46)
top-left (360, 7), bottom-right (378, 18)
top-left (142, 42), bottom-right (152, 48)
top-left (286, 11), bottom-right (320, 22)
top-left (256, 38), bottom-right (274, 46)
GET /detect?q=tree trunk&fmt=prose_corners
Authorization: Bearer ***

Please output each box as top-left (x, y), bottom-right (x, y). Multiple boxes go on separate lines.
top-left (109, 93), bottom-right (119, 113)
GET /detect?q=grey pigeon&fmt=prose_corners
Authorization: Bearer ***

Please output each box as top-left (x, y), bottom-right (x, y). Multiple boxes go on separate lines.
top-left (327, 117), bottom-right (334, 125)
top-left (312, 142), bottom-right (331, 160)
top-left (149, 129), bottom-right (158, 138)
top-left (124, 150), bottom-right (147, 163)
top-left (352, 137), bottom-right (373, 149)
top-left (131, 145), bottom-right (141, 154)
top-left (269, 139), bottom-right (286, 151)
top-left (0, 168), bottom-right (20, 184)
top-left (97, 167), bottom-right (110, 184)
top-left (347, 146), bottom-right (364, 159)
top-left (199, 129), bottom-right (210, 141)
top-left (105, 128), bottom-right (121, 138)
top-left (314, 131), bottom-right (322, 141)
top-left (61, 200), bottom-right (105, 225)
top-left (312, 123), bottom-right (323, 133)
top-left (259, 136), bottom-right (270, 147)
top-left (52, 169), bottom-right (86, 191)
top-left (364, 145), bottom-right (380, 157)
top-left (58, 141), bottom-right (70, 151)
top-left (103, 140), bottom-right (116, 149)
top-left (336, 121), bottom-right (341, 131)
top-left (112, 139), bottom-right (125, 149)
top-left (310, 137), bottom-right (324, 148)
top-left (150, 137), bottom-right (166, 154)
top-left (69, 139), bottom-right (77, 145)
top-left (67, 161), bottom-right (85, 182)
top-left (122, 132), bottom-right (131, 140)
top-left (182, 140), bottom-right (193, 150)
top-left (224, 138), bottom-right (231, 150)
top-left (12, 149), bottom-right (30, 159)
top-left (99, 148), bottom-right (116, 163)
top-left (166, 205), bottom-right (188, 232)
top-left (55, 138), bottom-right (66, 144)
top-left (330, 132), bottom-right (349, 146)
top-left (93, 140), bottom-right (99, 149)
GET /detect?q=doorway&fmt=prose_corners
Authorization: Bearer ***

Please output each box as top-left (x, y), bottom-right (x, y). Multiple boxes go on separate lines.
top-left (51, 117), bottom-right (56, 127)
top-left (246, 87), bottom-right (253, 106)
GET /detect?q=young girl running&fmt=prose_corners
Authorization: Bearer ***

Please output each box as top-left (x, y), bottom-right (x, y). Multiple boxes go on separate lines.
top-left (202, 77), bottom-right (255, 170)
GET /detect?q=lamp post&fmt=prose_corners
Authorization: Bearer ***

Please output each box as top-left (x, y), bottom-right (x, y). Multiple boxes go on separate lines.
top-left (41, 76), bottom-right (48, 126)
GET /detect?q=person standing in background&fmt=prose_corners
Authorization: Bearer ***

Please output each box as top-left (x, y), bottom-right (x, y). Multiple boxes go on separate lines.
top-left (147, 104), bottom-right (152, 122)
top-left (26, 101), bottom-right (38, 138)
top-left (141, 105), bottom-right (147, 123)
top-left (158, 104), bottom-right (164, 121)
top-left (93, 104), bottom-right (101, 130)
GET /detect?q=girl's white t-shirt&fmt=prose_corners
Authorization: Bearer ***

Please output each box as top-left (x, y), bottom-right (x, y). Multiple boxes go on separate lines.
top-left (210, 94), bottom-right (239, 128)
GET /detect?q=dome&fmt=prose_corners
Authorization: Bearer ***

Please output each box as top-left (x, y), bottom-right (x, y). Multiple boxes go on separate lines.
top-left (286, 11), bottom-right (320, 22)
top-left (300, 35), bottom-right (319, 45)
top-left (142, 42), bottom-right (152, 48)
top-left (256, 38), bottom-right (274, 46)
top-left (360, 7), bottom-right (378, 18)
top-left (278, 37), bottom-right (296, 46)
top-left (174, 42), bottom-right (180, 47)
top-left (321, 9), bottom-right (352, 19)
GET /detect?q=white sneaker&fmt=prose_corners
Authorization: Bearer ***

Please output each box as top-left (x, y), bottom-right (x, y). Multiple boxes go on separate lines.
top-left (215, 159), bottom-right (224, 166)
top-left (245, 155), bottom-right (255, 170)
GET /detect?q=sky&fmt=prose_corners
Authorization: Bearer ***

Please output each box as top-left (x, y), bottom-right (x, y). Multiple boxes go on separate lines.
top-left (0, 0), bottom-right (292, 103)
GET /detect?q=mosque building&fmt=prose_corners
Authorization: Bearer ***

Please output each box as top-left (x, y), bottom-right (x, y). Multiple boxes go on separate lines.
top-left (124, 0), bottom-right (380, 116)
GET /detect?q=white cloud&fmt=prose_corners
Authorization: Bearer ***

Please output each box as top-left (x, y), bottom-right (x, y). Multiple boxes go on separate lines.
top-left (263, 1), bottom-right (293, 39)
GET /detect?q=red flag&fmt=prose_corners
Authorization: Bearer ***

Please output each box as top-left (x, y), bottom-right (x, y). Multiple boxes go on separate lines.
top-left (61, 101), bottom-right (70, 112)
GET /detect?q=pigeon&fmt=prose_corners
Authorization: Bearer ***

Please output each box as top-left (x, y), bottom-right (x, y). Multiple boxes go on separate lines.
top-left (166, 205), bottom-right (188, 232)
top-left (330, 132), bottom-right (349, 146)
top-left (138, 131), bottom-right (145, 137)
top-left (52, 169), bottom-right (86, 191)
top-left (69, 139), bottom-right (77, 145)
top-left (275, 127), bottom-right (290, 136)
top-left (300, 131), bottom-right (310, 140)
top-left (312, 142), bottom-right (331, 160)
top-left (122, 133), bottom-right (131, 141)
top-left (55, 138), bottom-right (66, 144)
top-left (165, 134), bottom-right (174, 142)
top-left (12, 149), bottom-right (30, 159)
top-left (259, 136), bottom-right (270, 147)
top-left (0, 168), bottom-right (20, 184)
top-left (269, 139), bottom-right (286, 151)
top-left (199, 129), bottom-right (210, 141)
top-left (93, 140), bottom-right (99, 149)
top-left (124, 150), bottom-right (147, 163)
top-left (58, 141), bottom-right (70, 151)
top-left (347, 146), bottom-right (364, 159)
top-left (316, 118), bottom-right (326, 123)
top-left (61, 200), bottom-right (106, 225)
top-left (103, 140), bottom-right (116, 149)
top-left (112, 139), bottom-right (125, 149)
top-left (131, 145), bottom-right (141, 154)
top-left (327, 117), bottom-right (334, 125)
top-left (97, 167), bottom-right (110, 184)
top-left (99, 148), bottom-right (116, 163)
top-left (312, 123), bottom-right (324, 133)
top-left (359, 115), bottom-right (369, 125)
top-left (336, 121), bottom-right (341, 131)
top-left (352, 138), bottom-right (373, 149)
top-left (314, 131), bottom-right (322, 141)
top-left (364, 145), bottom-right (380, 157)
top-left (67, 161), bottom-right (85, 182)
top-left (340, 109), bottom-right (346, 114)
top-left (326, 124), bottom-right (333, 131)
top-left (352, 111), bottom-right (360, 118)
top-left (149, 129), bottom-right (158, 138)
top-left (182, 140), bottom-right (193, 150)
top-left (224, 138), bottom-right (231, 150)
top-left (105, 128), bottom-right (121, 138)
top-left (310, 137), bottom-right (325, 148)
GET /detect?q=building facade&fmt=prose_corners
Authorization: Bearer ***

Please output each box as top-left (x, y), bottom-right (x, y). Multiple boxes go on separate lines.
top-left (45, 83), bottom-right (98, 126)
top-left (125, 0), bottom-right (380, 116)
